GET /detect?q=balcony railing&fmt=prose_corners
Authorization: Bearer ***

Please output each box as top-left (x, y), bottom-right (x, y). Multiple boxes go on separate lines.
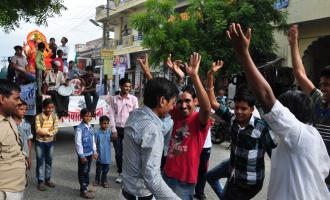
top-left (95, 0), bottom-right (147, 21)
top-left (104, 34), bottom-right (144, 51)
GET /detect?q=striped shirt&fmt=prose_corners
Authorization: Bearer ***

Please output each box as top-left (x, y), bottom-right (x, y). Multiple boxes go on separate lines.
top-left (311, 89), bottom-right (330, 185)
top-left (215, 104), bottom-right (275, 185)
top-left (35, 113), bottom-right (58, 142)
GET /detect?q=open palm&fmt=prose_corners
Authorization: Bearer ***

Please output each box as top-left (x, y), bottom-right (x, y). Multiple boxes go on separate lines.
top-left (208, 60), bottom-right (224, 75)
top-left (185, 52), bottom-right (201, 77)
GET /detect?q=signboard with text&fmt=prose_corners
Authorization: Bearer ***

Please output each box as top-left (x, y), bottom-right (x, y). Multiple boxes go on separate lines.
top-left (57, 95), bottom-right (111, 127)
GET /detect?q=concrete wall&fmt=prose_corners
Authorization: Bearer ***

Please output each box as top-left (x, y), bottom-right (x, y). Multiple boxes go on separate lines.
top-left (286, 0), bottom-right (330, 23)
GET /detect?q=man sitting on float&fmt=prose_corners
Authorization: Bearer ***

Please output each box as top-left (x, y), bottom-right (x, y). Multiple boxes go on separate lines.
top-left (44, 60), bottom-right (70, 118)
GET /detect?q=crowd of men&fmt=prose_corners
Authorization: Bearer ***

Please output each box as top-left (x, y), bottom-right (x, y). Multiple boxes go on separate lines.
top-left (0, 24), bottom-right (329, 200)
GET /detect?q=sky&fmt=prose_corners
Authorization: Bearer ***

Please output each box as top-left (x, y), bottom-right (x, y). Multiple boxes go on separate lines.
top-left (0, 0), bottom-right (105, 67)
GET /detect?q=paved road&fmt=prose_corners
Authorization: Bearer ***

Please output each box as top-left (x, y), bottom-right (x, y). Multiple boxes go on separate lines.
top-left (25, 127), bottom-right (270, 200)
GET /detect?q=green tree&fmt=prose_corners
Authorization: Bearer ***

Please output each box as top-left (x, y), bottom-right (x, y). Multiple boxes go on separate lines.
top-left (0, 0), bottom-right (66, 32)
top-left (130, 0), bottom-right (287, 77)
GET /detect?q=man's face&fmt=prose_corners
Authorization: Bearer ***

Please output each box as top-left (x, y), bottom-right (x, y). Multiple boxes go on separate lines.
top-left (234, 100), bottom-right (254, 123)
top-left (120, 82), bottom-right (131, 95)
top-left (0, 90), bottom-right (21, 117)
top-left (50, 39), bottom-right (55, 44)
top-left (15, 49), bottom-right (22, 56)
top-left (158, 96), bottom-right (176, 118)
top-left (69, 62), bottom-right (74, 69)
top-left (177, 92), bottom-right (197, 117)
top-left (61, 37), bottom-right (67, 45)
top-left (320, 76), bottom-right (330, 103)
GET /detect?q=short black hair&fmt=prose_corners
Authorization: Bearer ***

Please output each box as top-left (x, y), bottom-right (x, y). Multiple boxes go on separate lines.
top-left (234, 86), bottom-right (256, 107)
top-left (50, 37), bottom-right (55, 41)
top-left (278, 90), bottom-right (313, 124)
top-left (99, 115), bottom-right (110, 123)
top-left (144, 77), bottom-right (179, 108)
top-left (38, 42), bottom-right (45, 50)
top-left (62, 37), bottom-right (68, 43)
top-left (80, 108), bottom-right (91, 117)
top-left (181, 85), bottom-right (197, 99)
top-left (69, 60), bottom-right (74, 64)
top-left (19, 97), bottom-right (28, 106)
top-left (86, 65), bottom-right (94, 72)
top-left (119, 78), bottom-right (131, 86)
top-left (14, 45), bottom-right (23, 51)
top-left (320, 66), bottom-right (330, 79)
top-left (42, 98), bottom-right (54, 108)
top-left (57, 49), bottom-right (63, 55)
top-left (0, 79), bottom-right (21, 97)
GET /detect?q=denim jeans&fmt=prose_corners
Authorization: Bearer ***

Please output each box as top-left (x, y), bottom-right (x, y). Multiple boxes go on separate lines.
top-left (206, 158), bottom-right (230, 199)
top-left (83, 91), bottom-right (99, 113)
top-left (78, 155), bottom-right (92, 192)
top-left (195, 148), bottom-right (211, 197)
top-left (113, 127), bottom-right (124, 174)
top-left (163, 174), bottom-right (195, 200)
top-left (35, 141), bottom-right (54, 184)
top-left (95, 162), bottom-right (109, 183)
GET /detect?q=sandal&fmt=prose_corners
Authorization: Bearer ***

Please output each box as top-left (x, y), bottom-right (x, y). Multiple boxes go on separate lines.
top-left (102, 182), bottom-right (109, 188)
top-left (92, 181), bottom-right (99, 186)
top-left (80, 191), bottom-right (94, 199)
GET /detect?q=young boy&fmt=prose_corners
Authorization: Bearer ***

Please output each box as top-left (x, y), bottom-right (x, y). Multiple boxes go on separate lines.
top-left (35, 98), bottom-right (58, 191)
top-left (93, 116), bottom-right (115, 188)
top-left (80, 66), bottom-right (99, 116)
top-left (75, 108), bottom-right (98, 199)
top-left (13, 98), bottom-right (33, 169)
top-left (206, 61), bottom-right (276, 199)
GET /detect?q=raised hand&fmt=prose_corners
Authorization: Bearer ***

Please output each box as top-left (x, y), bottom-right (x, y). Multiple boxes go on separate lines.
top-left (166, 54), bottom-right (185, 79)
top-left (226, 23), bottom-right (251, 55)
top-left (208, 60), bottom-right (224, 75)
top-left (185, 52), bottom-right (201, 77)
top-left (137, 54), bottom-right (149, 71)
top-left (137, 54), bottom-right (153, 80)
top-left (288, 24), bottom-right (299, 47)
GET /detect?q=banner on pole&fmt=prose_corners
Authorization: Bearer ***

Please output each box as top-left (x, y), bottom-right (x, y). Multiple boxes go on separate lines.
top-left (58, 95), bottom-right (111, 127)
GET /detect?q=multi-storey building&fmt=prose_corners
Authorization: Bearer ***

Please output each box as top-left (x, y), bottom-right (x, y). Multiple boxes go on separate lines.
top-left (275, 0), bottom-right (330, 85)
top-left (94, 0), bottom-right (189, 95)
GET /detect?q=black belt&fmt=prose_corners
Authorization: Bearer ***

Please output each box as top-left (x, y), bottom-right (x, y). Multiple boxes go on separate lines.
top-left (122, 189), bottom-right (153, 200)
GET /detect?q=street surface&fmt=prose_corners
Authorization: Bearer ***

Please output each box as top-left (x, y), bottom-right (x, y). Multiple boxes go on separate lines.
top-left (25, 127), bottom-right (270, 200)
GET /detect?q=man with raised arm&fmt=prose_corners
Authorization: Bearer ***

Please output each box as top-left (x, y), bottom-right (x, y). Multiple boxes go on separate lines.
top-left (288, 25), bottom-right (330, 189)
top-left (227, 23), bottom-right (330, 200)
top-left (206, 61), bottom-right (275, 200)
top-left (139, 53), bottom-right (212, 200)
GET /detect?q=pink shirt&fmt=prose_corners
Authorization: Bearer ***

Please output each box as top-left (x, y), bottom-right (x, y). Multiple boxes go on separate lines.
top-left (108, 94), bottom-right (139, 129)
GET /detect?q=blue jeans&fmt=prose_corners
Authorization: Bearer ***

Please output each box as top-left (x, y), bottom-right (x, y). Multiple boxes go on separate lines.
top-left (206, 158), bottom-right (230, 199)
top-left (35, 141), bottom-right (54, 184)
top-left (163, 174), bottom-right (195, 200)
top-left (95, 162), bottom-right (109, 183)
top-left (78, 155), bottom-right (92, 192)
